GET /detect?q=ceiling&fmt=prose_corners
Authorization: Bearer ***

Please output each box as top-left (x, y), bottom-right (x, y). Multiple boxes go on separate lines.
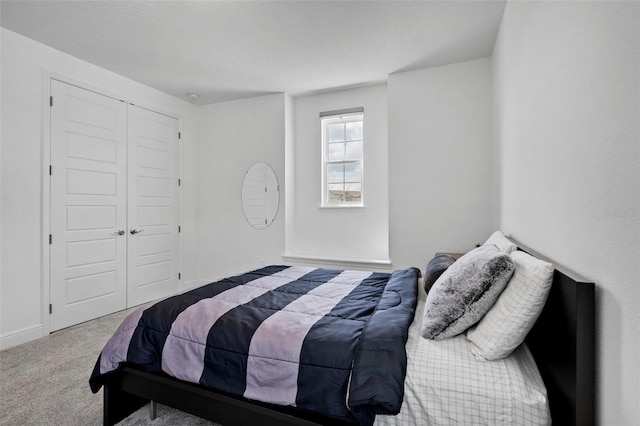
top-left (0, 0), bottom-right (506, 106)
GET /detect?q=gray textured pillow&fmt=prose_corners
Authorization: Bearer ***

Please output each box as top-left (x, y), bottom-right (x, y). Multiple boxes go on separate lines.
top-left (421, 244), bottom-right (515, 340)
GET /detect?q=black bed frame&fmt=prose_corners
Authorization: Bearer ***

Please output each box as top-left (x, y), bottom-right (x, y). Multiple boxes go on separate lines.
top-left (102, 245), bottom-right (595, 426)
top-left (521, 245), bottom-right (595, 426)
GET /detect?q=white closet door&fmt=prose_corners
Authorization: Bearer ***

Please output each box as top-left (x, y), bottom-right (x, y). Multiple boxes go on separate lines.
top-left (49, 80), bottom-right (128, 331)
top-left (127, 106), bottom-right (180, 307)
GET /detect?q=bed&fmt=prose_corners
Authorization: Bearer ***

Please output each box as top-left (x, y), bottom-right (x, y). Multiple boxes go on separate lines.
top-left (90, 236), bottom-right (594, 426)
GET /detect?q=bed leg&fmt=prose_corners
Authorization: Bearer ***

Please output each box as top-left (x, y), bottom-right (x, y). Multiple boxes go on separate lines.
top-left (149, 400), bottom-right (157, 420)
top-left (103, 374), bottom-right (149, 426)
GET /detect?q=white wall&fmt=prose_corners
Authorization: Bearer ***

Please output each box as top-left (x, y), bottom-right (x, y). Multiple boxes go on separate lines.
top-left (494, 2), bottom-right (639, 424)
top-left (388, 58), bottom-right (494, 270)
top-left (0, 28), bottom-right (200, 348)
top-left (196, 94), bottom-right (286, 282)
top-left (286, 85), bottom-right (390, 267)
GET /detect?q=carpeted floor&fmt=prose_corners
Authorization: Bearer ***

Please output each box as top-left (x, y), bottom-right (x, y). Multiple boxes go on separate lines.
top-left (0, 308), bottom-right (218, 426)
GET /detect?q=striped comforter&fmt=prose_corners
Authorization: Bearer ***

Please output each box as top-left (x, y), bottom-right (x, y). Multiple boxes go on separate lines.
top-left (89, 265), bottom-right (419, 425)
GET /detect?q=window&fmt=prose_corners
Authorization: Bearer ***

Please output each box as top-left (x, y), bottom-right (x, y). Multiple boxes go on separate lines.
top-left (320, 108), bottom-right (364, 207)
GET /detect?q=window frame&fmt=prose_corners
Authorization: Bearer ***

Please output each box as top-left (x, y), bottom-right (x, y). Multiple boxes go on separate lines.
top-left (320, 109), bottom-right (364, 208)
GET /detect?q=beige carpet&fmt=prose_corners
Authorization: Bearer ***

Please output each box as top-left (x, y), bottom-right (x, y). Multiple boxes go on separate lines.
top-left (0, 308), bottom-right (218, 426)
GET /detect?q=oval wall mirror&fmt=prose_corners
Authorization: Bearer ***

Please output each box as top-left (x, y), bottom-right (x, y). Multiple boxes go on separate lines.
top-left (241, 162), bottom-right (280, 229)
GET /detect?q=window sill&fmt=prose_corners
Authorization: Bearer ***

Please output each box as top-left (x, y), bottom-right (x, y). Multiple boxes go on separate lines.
top-left (282, 254), bottom-right (392, 270)
top-left (319, 203), bottom-right (365, 209)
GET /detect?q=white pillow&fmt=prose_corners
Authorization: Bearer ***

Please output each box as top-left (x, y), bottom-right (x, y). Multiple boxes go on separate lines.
top-left (484, 231), bottom-right (517, 253)
top-left (467, 250), bottom-right (554, 360)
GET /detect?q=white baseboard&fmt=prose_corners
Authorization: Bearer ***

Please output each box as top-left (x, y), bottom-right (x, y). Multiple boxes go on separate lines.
top-left (0, 324), bottom-right (44, 350)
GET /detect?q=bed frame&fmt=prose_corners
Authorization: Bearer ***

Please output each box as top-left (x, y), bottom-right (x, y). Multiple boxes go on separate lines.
top-left (102, 245), bottom-right (595, 426)
top-left (520, 244), bottom-right (595, 426)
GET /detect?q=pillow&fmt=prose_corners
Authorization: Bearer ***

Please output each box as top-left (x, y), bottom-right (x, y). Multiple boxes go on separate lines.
top-left (424, 254), bottom-right (457, 293)
top-left (484, 231), bottom-right (517, 253)
top-left (421, 244), bottom-right (515, 340)
top-left (467, 250), bottom-right (554, 360)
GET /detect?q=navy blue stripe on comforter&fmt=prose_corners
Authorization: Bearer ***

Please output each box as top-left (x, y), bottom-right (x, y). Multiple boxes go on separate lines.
top-left (89, 265), bottom-right (419, 425)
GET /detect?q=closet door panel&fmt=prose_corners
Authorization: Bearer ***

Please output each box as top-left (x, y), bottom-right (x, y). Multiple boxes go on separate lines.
top-left (49, 80), bottom-right (128, 331)
top-left (127, 106), bottom-right (180, 307)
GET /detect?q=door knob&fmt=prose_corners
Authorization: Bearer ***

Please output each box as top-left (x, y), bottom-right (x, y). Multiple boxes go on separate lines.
top-left (114, 229), bottom-right (125, 235)
top-left (130, 229), bottom-right (144, 235)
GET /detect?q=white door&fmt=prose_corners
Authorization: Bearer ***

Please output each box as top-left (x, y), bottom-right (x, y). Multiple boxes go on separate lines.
top-left (127, 106), bottom-right (180, 307)
top-left (49, 80), bottom-right (128, 331)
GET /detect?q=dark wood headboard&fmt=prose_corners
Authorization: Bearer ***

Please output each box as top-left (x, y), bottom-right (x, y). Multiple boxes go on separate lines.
top-left (519, 244), bottom-right (595, 426)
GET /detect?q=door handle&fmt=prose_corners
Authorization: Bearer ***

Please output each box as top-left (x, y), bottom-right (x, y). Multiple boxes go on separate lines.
top-left (130, 229), bottom-right (144, 235)
top-left (114, 229), bottom-right (125, 235)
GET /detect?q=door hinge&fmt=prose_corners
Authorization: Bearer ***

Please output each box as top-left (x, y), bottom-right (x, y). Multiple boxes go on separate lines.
top-left (49, 165), bottom-right (52, 176)
top-left (178, 178), bottom-right (181, 186)
top-left (49, 96), bottom-right (53, 107)
top-left (178, 273), bottom-right (181, 280)
top-left (49, 234), bottom-right (52, 244)
top-left (49, 304), bottom-right (52, 314)
top-left (178, 225), bottom-right (181, 233)
top-left (178, 132), bottom-right (181, 140)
